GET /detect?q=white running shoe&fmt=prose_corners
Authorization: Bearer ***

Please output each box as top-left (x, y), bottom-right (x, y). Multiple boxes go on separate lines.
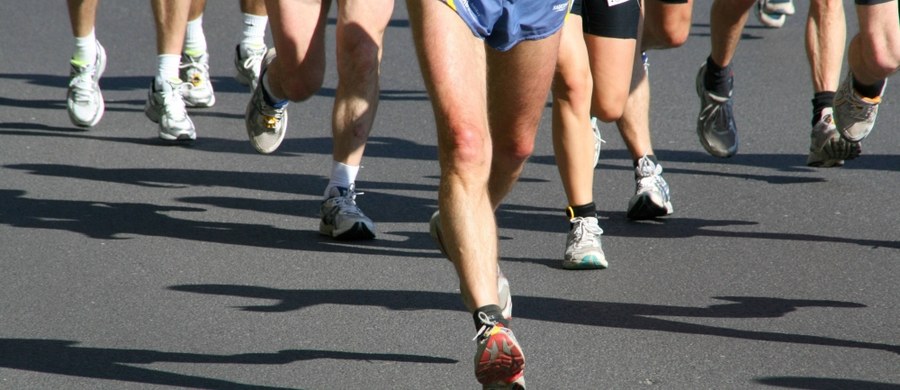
top-left (760, 0), bottom-right (795, 15)
top-left (145, 77), bottom-right (196, 142)
top-left (806, 107), bottom-right (861, 167)
top-left (563, 216), bottom-right (607, 270)
top-left (234, 43), bottom-right (267, 91)
top-left (66, 41), bottom-right (107, 128)
top-left (179, 52), bottom-right (216, 108)
top-left (627, 156), bottom-right (674, 220)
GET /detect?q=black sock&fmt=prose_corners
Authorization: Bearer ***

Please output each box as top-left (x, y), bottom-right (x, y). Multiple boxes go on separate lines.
top-left (473, 305), bottom-right (508, 330)
top-left (811, 91), bottom-right (835, 127)
top-left (566, 202), bottom-right (596, 220)
top-left (852, 76), bottom-right (886, 99)
top-left (633, 154), bottom-right (658, 167)
top-left (704, 56), bottom-right (733, 97)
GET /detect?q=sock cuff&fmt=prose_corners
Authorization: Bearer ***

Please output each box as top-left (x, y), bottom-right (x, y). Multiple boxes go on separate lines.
top-left (566, 202), bottom-right (596, 219)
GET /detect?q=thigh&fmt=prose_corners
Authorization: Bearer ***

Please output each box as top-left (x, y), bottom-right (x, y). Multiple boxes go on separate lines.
top-left (487, 34), bottom-right (562, 140)
top-left (407, 0), bottom-right (489, 137)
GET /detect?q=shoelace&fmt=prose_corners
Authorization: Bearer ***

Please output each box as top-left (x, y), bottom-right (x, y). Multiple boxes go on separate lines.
top-left (255, 91), bottom-right (286, 130)
top-left (241, 47), bottom-right (267, 75)
top-left (473, 312), bottom-right (498, 341)
top-left (846, 94), bottom-right (878, 121)
top-left (570, 218), bottom-right (602, 250)
top-left (69, 65), bottom-right (97, 104)
top-left (179, 57), bottom-right (209, 87)
top-left (331, 189), bottom-right (367, 217)
top-left (635, 160), bottom-right (664, 194)
top-left (159, 81), bottom-right (188, 120)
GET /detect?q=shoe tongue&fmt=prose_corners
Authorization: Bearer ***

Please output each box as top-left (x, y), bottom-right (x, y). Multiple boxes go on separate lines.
top-left (637, 159), bottom-right (655, 177)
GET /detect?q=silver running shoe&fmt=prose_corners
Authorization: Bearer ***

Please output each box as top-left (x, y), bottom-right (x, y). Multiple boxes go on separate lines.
top-left (806, 107), bottom-right (861, 167)
top-left (563, 216), bottom-right (607, 270)
top-left (145, 77), bottom-right (196, 142)
top-left (591, 117), bottom-right (604, 168)
top-left (429, 210), bottom-right (512, 320)
top-left (234, 44), bottom-right (267, 91)
top-left (179, 52), bottom-right (216, 108)
top-left (246, 49), bottom-right (288, 154)
top-left (627, 156), bottom-right (674, 220)
top-left (695, 64), bottom-right (738, 158)
top-left (834, 71), bottom-right (885, 143)
top-left (319, 185), bottom-right (376, 240)
top-left (66, 41), bottom-right (107, 128)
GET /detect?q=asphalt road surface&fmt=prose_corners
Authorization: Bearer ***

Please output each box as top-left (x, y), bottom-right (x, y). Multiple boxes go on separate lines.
top-left (1, 1), bottom-right (897, 389)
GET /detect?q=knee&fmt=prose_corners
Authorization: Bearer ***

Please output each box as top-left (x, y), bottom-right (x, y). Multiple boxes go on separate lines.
top-left (338, 31), bottom-right (382, 79)
top-left (278, 68), bottom-right (325, 102)
top-left (443, 124), bottom-right (491, 170)
top-left (493, 138), bottom-right (534, 168)
top-left (552, 66), bottom-right (593, 107)
top-left (659, 25), bottom-right (690, 49)
top-left (592, 95), bottom-right (626, 123)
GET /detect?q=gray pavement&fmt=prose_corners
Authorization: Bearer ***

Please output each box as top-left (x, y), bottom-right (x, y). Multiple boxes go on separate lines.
top-left (1, 1), bottom-right (898, 389)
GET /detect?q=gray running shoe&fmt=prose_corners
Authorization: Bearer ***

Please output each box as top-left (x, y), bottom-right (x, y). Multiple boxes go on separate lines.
top-left (627, 156), bottom-right (674, 220)
top-left (429, 210), bottom-right (512, 320)
top-left (234, 44), bottom-right (267, 91)
top-left (319, 185), bottom-right (376, 240)
top-left (563, 216), bottom-right (607, 270)
top-left (145, 78), bottom-right (196, 142)
top-left (66, 41), bottom-right (107, 128)
top-left (695, 64), bottom-right (738, 158)
top-left (245, 49), bottom-right (288, 154)
top-left (806, 107), bottom-right (861, 167)
top-left (179, 52), bottom-right (215, 108)
top-left (473, 312), bottom-right (526, 390)
top-left (591, 116), bottom-right (604, 168)
top-left (834, 72), bottom-right (885, 143)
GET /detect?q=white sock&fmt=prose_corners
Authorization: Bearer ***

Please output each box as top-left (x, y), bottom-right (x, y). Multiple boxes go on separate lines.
top-left (184, 15), bottom-right (207, 56)
top-left (157, 54), bottom-right (182, 83)
top-left (241, 13), bottom-right (268, 50)
top-left (73, 29), bottom-right (97, 66)
top-left (325, 161), bottom-right (360, 197)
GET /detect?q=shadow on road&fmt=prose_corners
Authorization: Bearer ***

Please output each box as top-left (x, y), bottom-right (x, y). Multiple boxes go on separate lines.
top-left (169, 285), bottom-right (900, 356)
top-left (0, 338), bottom-right (454, 390)
top-left (755, 376), bottom-right (900, 389)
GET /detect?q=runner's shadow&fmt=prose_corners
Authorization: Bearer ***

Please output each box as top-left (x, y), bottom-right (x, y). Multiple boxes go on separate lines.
top-left (755, 376), bottom-right (900, 389)
top-left (0, 338), bottom-right (454, 390)
top-left (169, 286), bottom-right (900, 356)
top-left (0, 189), bottom-right (441, 258)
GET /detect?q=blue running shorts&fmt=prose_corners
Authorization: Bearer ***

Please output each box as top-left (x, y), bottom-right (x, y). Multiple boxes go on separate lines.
top-left (441, 0), bottom-right (571, 51)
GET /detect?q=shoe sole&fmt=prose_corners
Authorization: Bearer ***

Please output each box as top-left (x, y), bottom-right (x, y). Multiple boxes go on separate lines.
top-left (476, 332), bottom-right (526, 388)
top-left (320, 221), bottom-right (375, 241)
top-left (562, 255), bottom-right (608, 270)
top-left (627, 193), bottom-right (673, 220)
